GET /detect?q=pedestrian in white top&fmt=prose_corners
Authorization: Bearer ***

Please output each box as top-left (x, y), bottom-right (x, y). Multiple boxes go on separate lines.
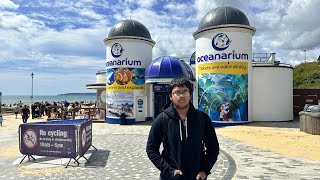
top-left (13, 106), bottom-right (20, 119)
top-left (0, 115), bottom-right (4, 127)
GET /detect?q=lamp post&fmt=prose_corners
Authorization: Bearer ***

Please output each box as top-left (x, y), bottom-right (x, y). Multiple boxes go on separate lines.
top-left (31, 72), bottom-right (34, 106)
top-left (304, 50), bottom-right (306, 63)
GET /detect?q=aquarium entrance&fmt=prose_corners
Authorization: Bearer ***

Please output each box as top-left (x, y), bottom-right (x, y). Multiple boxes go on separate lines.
top-left (154, 92), bottom-right (170, 118)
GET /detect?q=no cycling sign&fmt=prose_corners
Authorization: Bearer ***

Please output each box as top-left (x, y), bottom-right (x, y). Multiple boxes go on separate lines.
top-left (23, 129), bottom-right (37, 148)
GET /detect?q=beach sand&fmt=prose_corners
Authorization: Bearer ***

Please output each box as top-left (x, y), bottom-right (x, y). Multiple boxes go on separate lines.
top-left (1, 114), bottom-right (319, 161)
top-left (0, 114), bottom-right (48, 157)
top-left (215, 120), bottom-right (320, 161)
top-left (1, 113), bottom-right (45, 126)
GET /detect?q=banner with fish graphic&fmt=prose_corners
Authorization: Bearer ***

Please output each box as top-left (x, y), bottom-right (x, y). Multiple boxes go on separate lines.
top-left (106, 67), bottom-right (145, 93)
top-left (105, 40), bottom-right (152, 119)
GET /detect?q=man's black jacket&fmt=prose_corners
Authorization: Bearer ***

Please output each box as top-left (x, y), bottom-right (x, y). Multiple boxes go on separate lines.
top-left (146, 102), bottom-right (219, 179)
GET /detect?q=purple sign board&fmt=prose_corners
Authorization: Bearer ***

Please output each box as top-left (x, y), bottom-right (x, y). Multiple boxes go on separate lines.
top-left (79, 120), bottom-right (92, 157)
top-left (20, 124), bottom-right (77, 158)
top-left (153, 84), bottom-right (169, 92)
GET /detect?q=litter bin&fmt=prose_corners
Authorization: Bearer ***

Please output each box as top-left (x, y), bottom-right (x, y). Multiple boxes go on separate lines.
top-left (120, 113), bottom-right (126, 125)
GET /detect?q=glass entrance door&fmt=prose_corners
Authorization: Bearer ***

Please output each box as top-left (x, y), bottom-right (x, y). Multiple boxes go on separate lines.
top-left (154, 92), bottom-right (171, 118)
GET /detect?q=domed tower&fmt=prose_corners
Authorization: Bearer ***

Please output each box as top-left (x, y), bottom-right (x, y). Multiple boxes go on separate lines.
top-left (104, 20), bottom-right (155, 124)
top-left (193, 6), bottom-right (255, 122)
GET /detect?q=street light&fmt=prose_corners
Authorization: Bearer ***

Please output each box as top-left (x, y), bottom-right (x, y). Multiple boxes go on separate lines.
top-left (304, 50), bottom-right (306, 63)
top-left (31, 72), bottom-right (34, 106)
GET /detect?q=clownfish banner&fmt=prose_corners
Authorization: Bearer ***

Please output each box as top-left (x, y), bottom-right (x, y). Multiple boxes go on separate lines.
top-left (106, 67), bottom-right (145, 93)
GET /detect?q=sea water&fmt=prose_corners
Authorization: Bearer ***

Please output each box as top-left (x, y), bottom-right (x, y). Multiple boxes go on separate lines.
top-left (1, 94), bottom-right (96, 105)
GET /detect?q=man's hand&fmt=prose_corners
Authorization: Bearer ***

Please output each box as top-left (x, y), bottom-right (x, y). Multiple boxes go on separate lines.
top-left (173, 169), bottom-right (183, 176)
top-left (196, 171), bottom-right (206, 180)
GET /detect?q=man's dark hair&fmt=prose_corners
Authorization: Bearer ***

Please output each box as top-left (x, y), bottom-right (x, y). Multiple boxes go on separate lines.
top-left (168, 77), bottom-right (193, 96)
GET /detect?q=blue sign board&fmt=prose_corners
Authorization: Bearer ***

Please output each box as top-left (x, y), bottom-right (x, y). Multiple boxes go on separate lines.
top-left (20, 124), bottom-right (77, 158)
top-left (79, 120), bottom-right (92, 157)
top-left (153, 84), bottom-right (169, 92)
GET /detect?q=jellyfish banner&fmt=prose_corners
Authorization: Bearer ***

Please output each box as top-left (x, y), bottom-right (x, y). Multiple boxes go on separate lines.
top-left (196, 31), bottom-right (252, 121)
top-left (198, 62), bottom-right (248, 121)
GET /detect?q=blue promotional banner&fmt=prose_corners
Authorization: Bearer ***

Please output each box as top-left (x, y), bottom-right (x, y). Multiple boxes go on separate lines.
top-left (79, 120), bottom-right (92, 157)
top-left (20, 124), bottom-right (77, 158)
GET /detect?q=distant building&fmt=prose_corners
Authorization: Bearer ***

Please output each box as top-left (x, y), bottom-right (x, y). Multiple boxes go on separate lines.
top-left (86, 70), bottom-right (106, 119)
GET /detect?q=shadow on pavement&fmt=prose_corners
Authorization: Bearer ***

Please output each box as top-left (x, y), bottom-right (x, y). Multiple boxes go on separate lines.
top-left (85, 149), bottom-right (110, 168)
top-left (130, 120), bottom-right (153, 126)
top-left (23, 156), bottom-right (63, 164)
top-left (245, 118), bottom-right (300, 129)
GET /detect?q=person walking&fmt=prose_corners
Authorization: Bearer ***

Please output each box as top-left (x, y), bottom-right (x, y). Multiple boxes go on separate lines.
top-left (146, 77), bottom-right (220, 180)
top-left (0, 115), bottom-right (3, 127)
top-left (21, 105), bottom-right (30, 123)
top-left (40, 103), bottom-right (45, 117)
top-left (13, 105), bottom-right (20, 119)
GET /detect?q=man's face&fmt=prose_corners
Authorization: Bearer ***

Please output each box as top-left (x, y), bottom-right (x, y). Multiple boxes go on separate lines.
top-left (170, 86), bottom-right (191, 110)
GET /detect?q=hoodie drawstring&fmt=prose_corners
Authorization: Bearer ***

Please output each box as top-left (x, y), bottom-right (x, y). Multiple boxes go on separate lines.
top-left (179, 117), bottom-right (188, 142)
top-left (179, 120), bottom-right (183, 142)
top-left (185, 117), bottom-right (188, 140)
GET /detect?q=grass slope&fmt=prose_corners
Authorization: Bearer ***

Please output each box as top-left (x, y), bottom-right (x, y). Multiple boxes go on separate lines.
top-left (293, 62), bottom-right (320, 88)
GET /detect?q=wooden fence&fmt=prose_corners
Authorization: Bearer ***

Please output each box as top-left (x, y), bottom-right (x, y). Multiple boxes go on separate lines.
top-left (299, 110), bottom-right (320, 135)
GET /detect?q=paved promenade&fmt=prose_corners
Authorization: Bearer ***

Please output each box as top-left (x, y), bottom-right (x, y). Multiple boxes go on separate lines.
top-left (0, 116), bottom-right (319, 179)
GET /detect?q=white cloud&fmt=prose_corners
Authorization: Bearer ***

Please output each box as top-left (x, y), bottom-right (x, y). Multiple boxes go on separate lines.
top-left (194, 0), bottom-right (218, 20)
top-left (164, 3), bottom-right (190, 15)
top-left (0, 12), bottom-right (45, 32)
top-left (284, 28), bottom-right (320, 49)
top-left (0, 0), bottom-right (19, 9)
top-left (111, 6), bottom-right (196, 59)
top-left (138, 0), bottom-right (156, 8)
top-left (79, 10), bottom-right (104, 20)
top-left (29, 52), bottom-right (103, 70)
top-left (152, 27), bottom-right (195, 58)
top-left (30, 27), bottom-right (106, 54)
top-left (124, 0), bottom-right (156, 8)
top-left (0, 8), bottom-right (107, 69)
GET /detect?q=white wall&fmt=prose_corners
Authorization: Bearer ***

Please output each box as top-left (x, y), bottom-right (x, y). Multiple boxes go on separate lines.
top-left (146, 84), bottom-right (154, 118)
top-left (96, 72), bottom-right (106, 83)
top-left (252, 66), bottom-right (293, 121)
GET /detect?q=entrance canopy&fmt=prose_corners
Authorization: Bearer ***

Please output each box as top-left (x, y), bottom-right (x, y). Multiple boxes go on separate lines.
top-left (145, 56), bottom-right (194, 83)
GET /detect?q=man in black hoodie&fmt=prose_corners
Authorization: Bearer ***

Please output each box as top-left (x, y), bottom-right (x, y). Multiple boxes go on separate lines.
top-left (146, 77), bottom-right (219, 180)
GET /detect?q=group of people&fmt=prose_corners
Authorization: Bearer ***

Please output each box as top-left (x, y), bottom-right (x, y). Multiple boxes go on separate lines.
top-left (9, 100), bottom-right (96, 123)
top-left (12, 104), bottom-right (32, 123)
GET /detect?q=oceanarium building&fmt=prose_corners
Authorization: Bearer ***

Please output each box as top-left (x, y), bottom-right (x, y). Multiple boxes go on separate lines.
top-left (87, 6), bottom-right (293, 125)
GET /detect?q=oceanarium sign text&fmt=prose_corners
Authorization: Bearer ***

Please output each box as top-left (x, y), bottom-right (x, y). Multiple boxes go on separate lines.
top-left (107, 42), bottom-right (142, 67)
top-left (197, 33), bottom-right (249, 63)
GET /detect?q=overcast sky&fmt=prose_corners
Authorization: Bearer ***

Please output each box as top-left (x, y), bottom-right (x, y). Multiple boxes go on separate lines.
top-left (0, 0), bottom-right (319, 95)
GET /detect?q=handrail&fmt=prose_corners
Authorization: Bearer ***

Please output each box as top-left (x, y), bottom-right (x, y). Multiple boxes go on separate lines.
top-left (47, 106), bottom-right (105, 120)
top-left (252, 53), bottom-right (275, 62)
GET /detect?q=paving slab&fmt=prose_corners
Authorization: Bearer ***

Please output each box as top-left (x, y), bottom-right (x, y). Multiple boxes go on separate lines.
top-left (0, 118), bottom-right (319, 179)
